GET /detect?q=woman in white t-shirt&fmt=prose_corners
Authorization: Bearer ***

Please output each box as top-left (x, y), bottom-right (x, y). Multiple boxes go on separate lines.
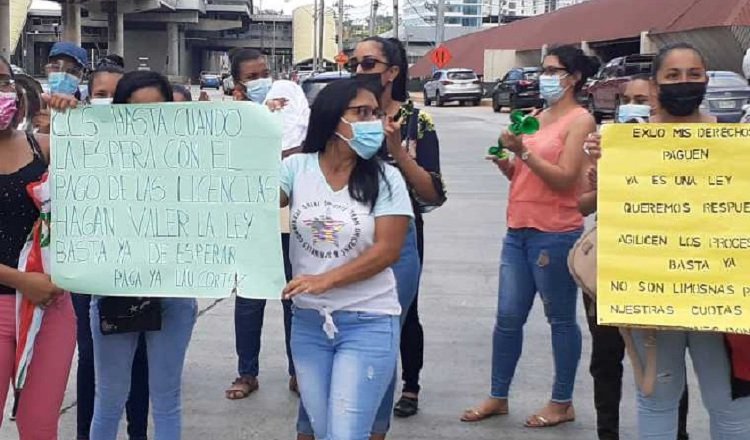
top-left (280, 78), bottom-right (413, 438)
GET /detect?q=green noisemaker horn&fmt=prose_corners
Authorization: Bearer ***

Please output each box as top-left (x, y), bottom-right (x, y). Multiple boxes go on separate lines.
top-left (488, 110), bottom-right (540, 158)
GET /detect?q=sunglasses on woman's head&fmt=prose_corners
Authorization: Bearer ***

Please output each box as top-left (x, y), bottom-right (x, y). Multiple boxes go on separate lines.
top-left (347, 58), bottom-right (389, 72)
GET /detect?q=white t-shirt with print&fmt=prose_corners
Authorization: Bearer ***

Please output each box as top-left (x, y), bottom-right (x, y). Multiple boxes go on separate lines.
top-left (280, 153), bottom-right (414, 319)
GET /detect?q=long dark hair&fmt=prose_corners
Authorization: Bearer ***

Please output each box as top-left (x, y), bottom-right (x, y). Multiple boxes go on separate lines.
top-left (302, 79), bottom-right (390, 210)
top-left (362, 36), bottom-right (408, 102)
top-left (651, 42), bottom-right (706, 78)
top-left (547, 45), bottom-right (600, 92)
top-left (113, 71), bottom-right (173, 104)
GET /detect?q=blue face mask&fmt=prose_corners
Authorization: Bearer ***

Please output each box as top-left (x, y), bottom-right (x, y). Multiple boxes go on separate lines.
top-left (539, 73), bottom-right (569, 104)
top-left (244, 77), bottom-right (272, 102)
top-left (337, 118), bottom-right (384, 159)
top-left (617, 103), bottom-right (651, 123)
top-left (48, 71), bottom-right (81, 96)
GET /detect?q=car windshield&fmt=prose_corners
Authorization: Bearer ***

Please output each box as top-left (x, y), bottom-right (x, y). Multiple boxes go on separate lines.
top-left (448, 71), bottom-right (476, 80)
top-left (709, 73), bottom-right (747, 88)
top-left (624, 63), bottom-right (652, 75)
top-left (302, 80), bottom-right (340, 104)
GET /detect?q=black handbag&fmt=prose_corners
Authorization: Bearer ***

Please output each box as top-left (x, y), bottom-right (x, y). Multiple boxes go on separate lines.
top-left (99, 297), bottom-right (162, 335)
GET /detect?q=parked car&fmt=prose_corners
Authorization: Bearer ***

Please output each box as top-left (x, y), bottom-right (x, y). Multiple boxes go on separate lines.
top-left (301, 71), bottom-right (352, 105)
top-left (222, 74), bottom-right (234, 95)
top-left (491, 67), bottom-right (543, 112)
top-left (200, 72), bottom-right (221, 89)
top-left (586, 54), bottom-right (655, 123)
top-left (701, 71), bottom-right (750, 122)
top-left (423, 69), bottom-right (483, 107)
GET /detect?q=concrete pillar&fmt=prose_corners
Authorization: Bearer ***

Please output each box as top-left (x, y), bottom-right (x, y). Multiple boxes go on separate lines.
top-left (640, 31), bottom-right (657, 54)
top-left (179, 29), bottom-right (190, 79)
top-left (107, 7), bottom-right (124, 56)
top-left (61, 0), bottom-right (81, 46)
top-left (0, 0), bottom-right (10, 61)
top-left (166, 23), bottom-right (179, 77)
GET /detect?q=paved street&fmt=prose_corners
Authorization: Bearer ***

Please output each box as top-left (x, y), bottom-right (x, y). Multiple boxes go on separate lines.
top-left (1, 90), bottom-right (710, 440)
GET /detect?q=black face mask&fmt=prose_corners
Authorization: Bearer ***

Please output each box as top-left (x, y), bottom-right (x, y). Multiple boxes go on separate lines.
top-left (354, 72), bottom-right (384, 96)
top-left (658, 81), bottom-right (707, 117)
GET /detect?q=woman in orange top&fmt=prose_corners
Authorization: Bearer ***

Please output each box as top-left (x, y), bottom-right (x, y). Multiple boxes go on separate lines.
top-left (462, 45), bottom-right (598, 428)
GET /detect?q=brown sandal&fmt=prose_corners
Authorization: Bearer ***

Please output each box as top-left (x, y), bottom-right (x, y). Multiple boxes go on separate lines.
top-left (460, 400), bottom-right (509, 422)
top-left (225, 376), bottom-right (259, 400)
top-left (525, 405), bottom-right (575, 428)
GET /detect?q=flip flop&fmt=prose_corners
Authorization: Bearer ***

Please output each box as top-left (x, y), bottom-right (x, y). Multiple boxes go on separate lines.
top-left (460, 406), bottom-right (509, 422)
top-left (524, 405), bottom-right (575, 428)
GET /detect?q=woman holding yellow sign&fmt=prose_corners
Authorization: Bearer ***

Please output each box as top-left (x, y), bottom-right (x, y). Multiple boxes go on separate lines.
top-left (622, 43), bottom-right (750, 440)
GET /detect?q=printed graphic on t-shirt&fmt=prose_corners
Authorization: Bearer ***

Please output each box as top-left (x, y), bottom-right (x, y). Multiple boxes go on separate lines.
top-left (292, 200), bottom-right (362, 260)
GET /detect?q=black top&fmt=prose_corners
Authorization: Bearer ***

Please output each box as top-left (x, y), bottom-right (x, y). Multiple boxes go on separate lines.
top-left (381, 102), bottom-right (447, 219)
top-left (0, 133), bottom-right (47, 295)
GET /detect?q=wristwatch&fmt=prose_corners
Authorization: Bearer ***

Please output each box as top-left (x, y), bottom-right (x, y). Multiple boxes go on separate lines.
top-left (519, 149), bottom-right (531, 162)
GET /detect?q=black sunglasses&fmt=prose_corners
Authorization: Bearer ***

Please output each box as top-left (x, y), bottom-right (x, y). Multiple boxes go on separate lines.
top-left (347, 58), bottom-right (390, 72)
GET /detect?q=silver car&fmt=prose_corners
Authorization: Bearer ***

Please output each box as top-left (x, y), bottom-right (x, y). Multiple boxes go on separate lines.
top-left (423, 69), bottom-right (483, 107)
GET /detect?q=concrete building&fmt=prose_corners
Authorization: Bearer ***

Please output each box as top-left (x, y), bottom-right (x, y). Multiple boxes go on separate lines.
top-left (8, 0), bottom-right (293, 79)
top-left (381, 25), bottom-right (481, 65)
top-left (505, 0), bottom-right (590, 16)
top-left (1, 0), bottom-right (32, 61)
top-left (403, 0), bottom-right (486, 28)
top-left (292, 4), bottom-right (336, 68)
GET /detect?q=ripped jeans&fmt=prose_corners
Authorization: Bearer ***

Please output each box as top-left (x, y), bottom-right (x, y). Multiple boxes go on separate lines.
top-left (291, 307), bottom-right (399, 440)
top-left (631, 330), bottom-right (750, 439)
top-left (490, 227), bottom-right (582, 402)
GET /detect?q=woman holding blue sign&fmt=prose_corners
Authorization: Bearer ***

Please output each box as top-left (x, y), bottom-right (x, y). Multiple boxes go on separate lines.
top-left (280, 78), bottom-right (413, 439)
top-left (84, 71), bottom-right (198, 440)
top-left (69, 63), bottom-right (152, 440)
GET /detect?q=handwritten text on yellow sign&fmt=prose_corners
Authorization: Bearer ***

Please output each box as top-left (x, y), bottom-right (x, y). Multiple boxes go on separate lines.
top-left (597, 124), bottom-right (750, 334)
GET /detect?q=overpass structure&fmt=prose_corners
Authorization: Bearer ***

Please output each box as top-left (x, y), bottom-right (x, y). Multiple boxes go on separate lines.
top-left (2, 0), bottom-right (293, 79)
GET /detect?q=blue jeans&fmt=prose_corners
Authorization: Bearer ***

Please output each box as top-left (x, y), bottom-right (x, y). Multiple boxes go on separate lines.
top-left (632, 330), bottom-right (750, 439)
top-left (90, 297), bottom-right (197, 440)
top-left (297, 222), bottom-right (421, 435)
top-left (72, 293), bottom-right (149, 440)
top-left (491, 228), bottom-right (582, 403)
top-left (234, 233), bottom-right (294, 377)
top-left (292, 307), bottom-right (399, 440)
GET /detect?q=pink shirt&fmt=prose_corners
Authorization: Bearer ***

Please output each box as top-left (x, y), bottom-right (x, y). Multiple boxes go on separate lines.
top-left (507, 107), bottom-right (588, 232)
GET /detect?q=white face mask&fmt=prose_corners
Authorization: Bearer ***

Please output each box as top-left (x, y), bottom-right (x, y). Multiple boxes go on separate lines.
top-left (89, 97), bottom-right (113, 106)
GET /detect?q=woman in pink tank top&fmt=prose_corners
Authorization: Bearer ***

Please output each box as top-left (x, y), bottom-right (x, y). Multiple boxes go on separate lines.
top-left (461, 45), bottom-right (598, 428)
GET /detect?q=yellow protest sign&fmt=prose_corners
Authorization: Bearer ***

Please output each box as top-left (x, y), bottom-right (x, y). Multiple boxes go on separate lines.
top-left (597, 124), bottom-right (750, 334)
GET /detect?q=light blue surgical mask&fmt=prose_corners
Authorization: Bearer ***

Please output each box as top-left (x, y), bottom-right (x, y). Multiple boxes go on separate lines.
top-left (244, 77), bottom-right (272, 102)
top-left (539, 73), bottom-right (569, 104)
top-left (617, 103), bottom-right (651, 123)
top-left (337, 118), bottom-right (384, 159)
top-left (48, 71), bottom-right (81, 96)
